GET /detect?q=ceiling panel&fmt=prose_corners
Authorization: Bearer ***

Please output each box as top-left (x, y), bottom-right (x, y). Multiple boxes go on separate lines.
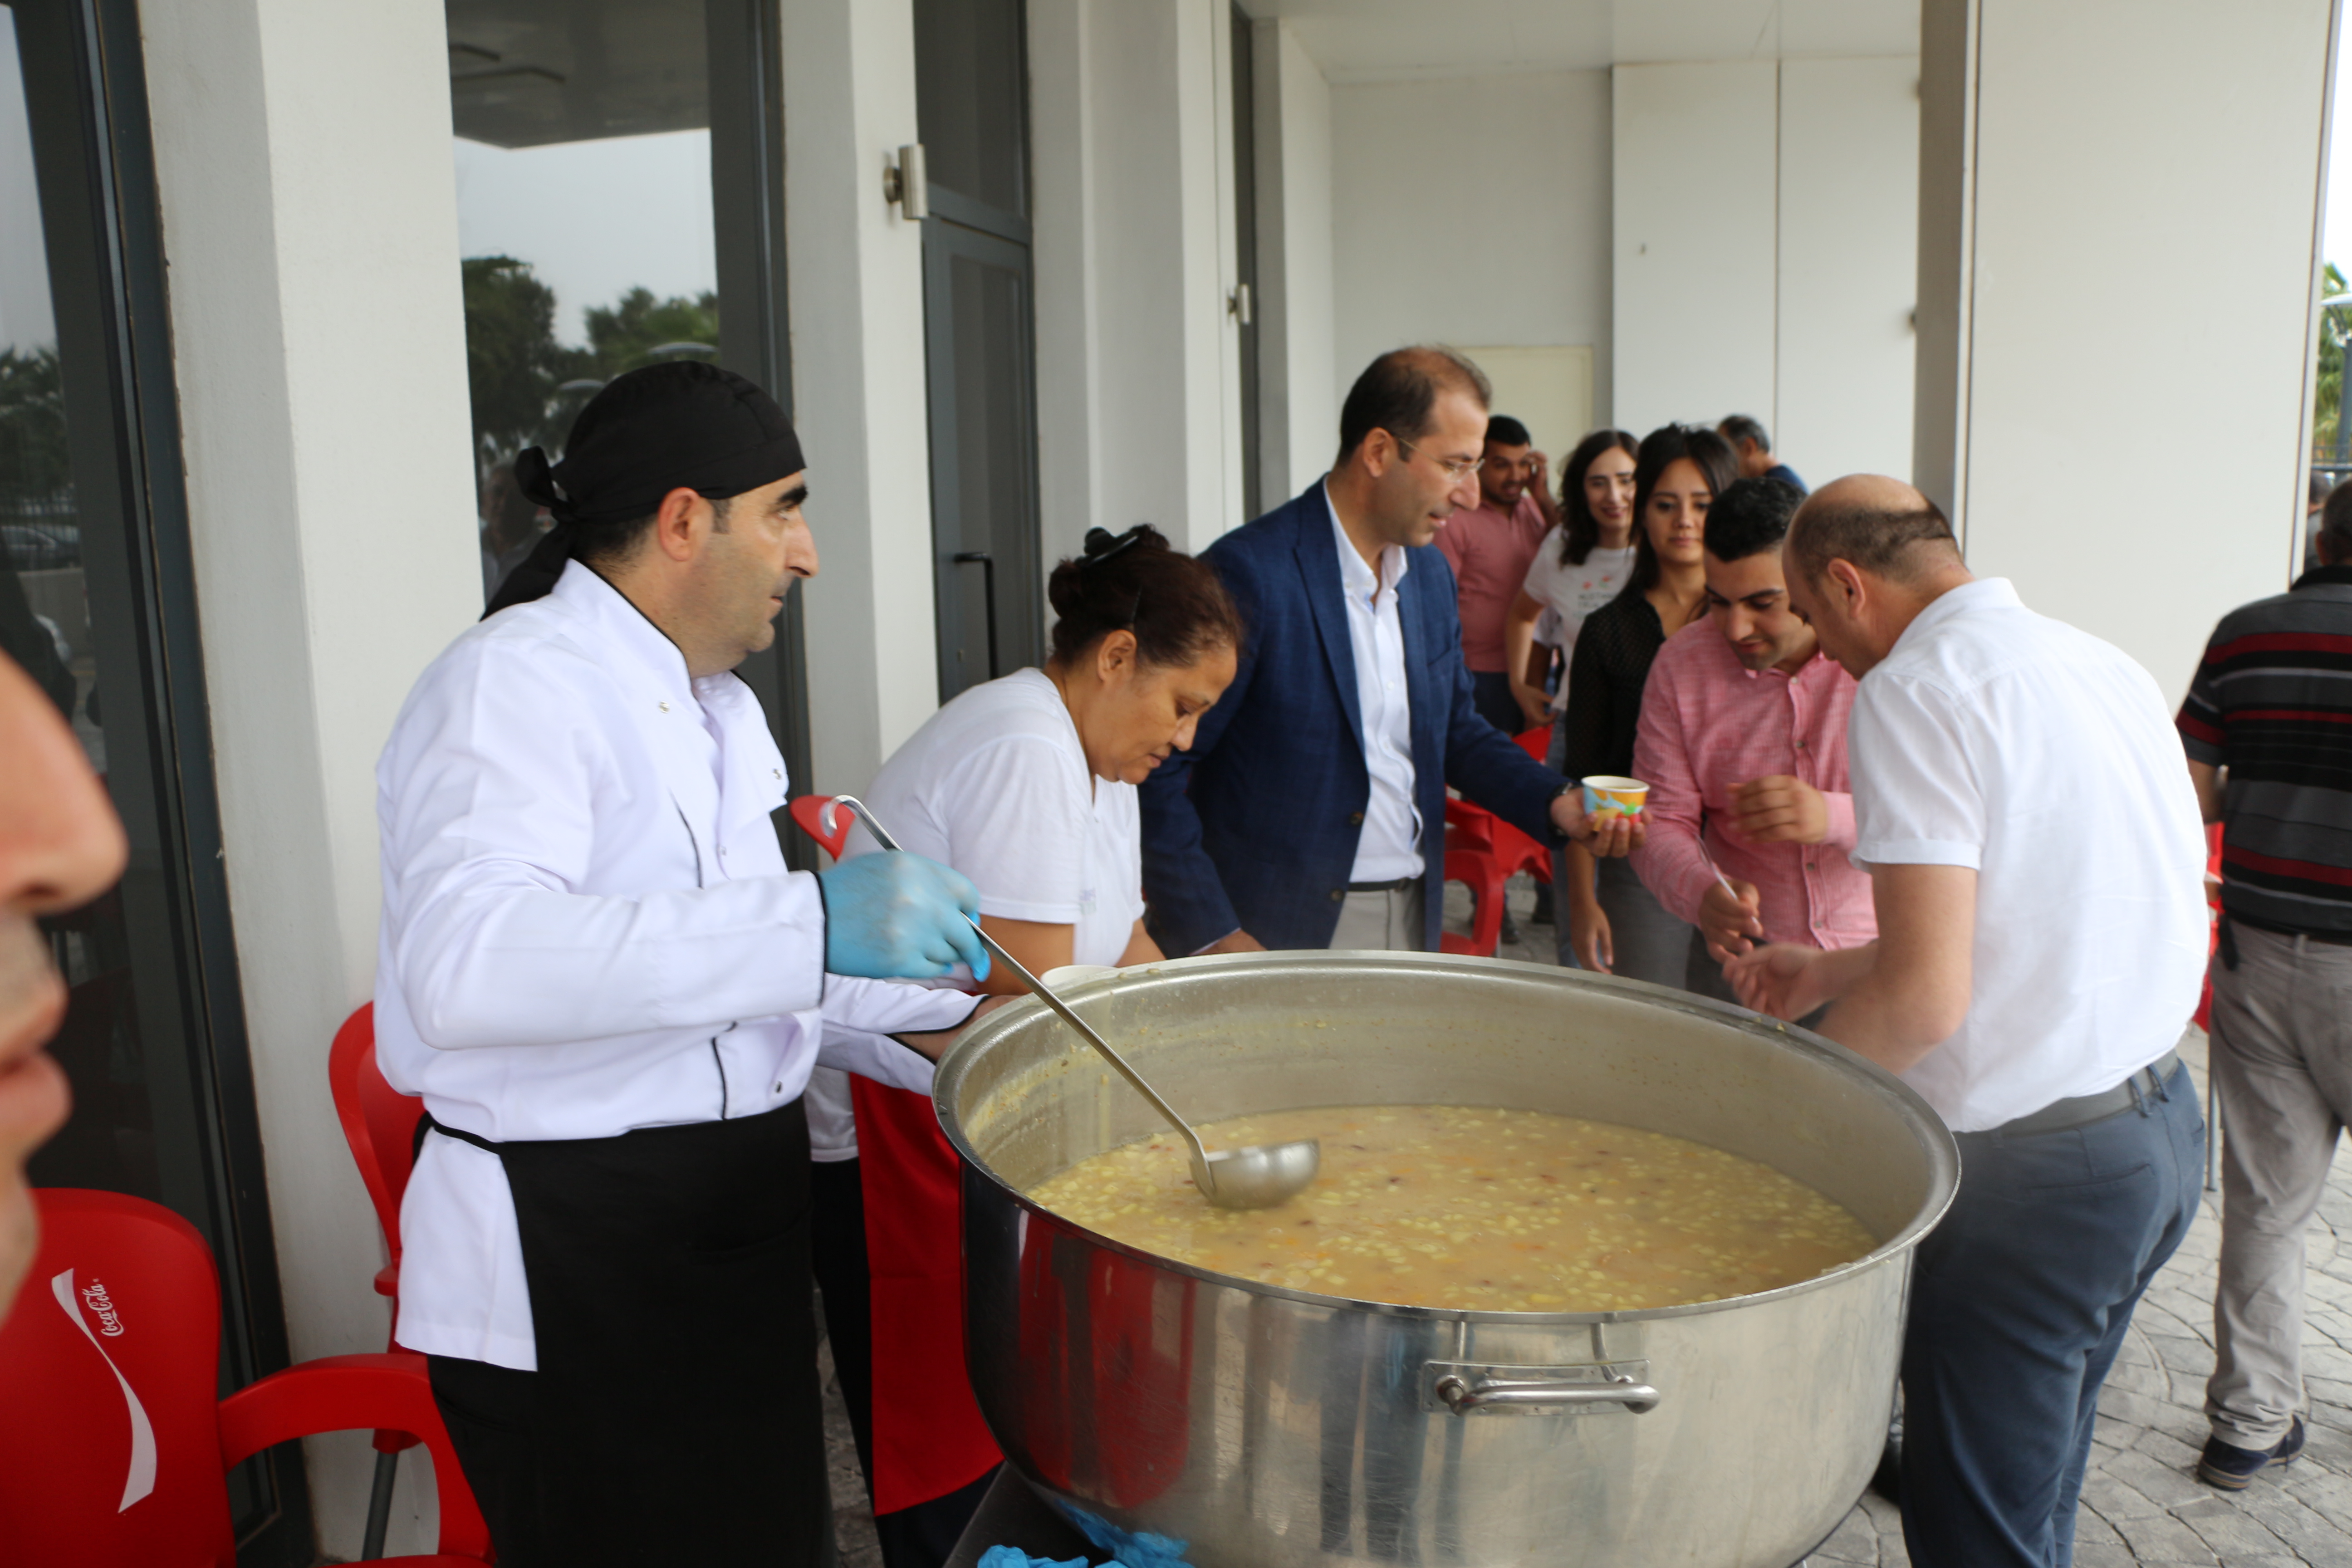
top-left (446, 0), bottom-right (707, 149)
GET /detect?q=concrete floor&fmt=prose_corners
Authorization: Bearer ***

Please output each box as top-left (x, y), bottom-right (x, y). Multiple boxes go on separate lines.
top-left (816, 878), bottom-right (2352, 1567)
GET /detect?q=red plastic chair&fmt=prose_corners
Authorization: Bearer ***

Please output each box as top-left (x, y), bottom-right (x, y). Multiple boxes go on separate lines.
top-left (790, 794), bottom-right (853, 861)
top-left (0, 1188), bottom-right (491, 1566)
top-left (328, 1003), bottom-right (431, 1548)
top-left (1439, 728), bottom-right (1560, 955)
top-left (2193, 823), bottom-right (2225, 1032)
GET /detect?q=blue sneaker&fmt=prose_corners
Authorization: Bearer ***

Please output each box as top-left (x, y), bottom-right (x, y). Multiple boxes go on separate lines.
top-left (2198, 1416), bottom-right (2307, 1490)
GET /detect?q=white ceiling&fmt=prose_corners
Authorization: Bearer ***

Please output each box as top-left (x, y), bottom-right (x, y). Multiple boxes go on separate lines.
top-left (1240, 0), bottom-right (1921, 84)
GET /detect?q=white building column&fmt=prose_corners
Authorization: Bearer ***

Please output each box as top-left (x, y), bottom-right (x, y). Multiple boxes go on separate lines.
top-left (1250, 18), bottom-right (1336, 504)
top-left (1029, 0), bottom-right (1242, 564)
top-left (779, 0), bottom-right (937, 795)
top-left (1914, 0), bottom-right (2335, 699)
top-left (137, 0), bottom-right (479, 1552)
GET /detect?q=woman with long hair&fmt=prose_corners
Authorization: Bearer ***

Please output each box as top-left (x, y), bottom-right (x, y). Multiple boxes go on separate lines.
top-left (1499, 428), bottom-right (1641, 730)
top-left (1557, 423), bottom-right (1737, 982)
top-left (805, 524), bottom-right (1242, 1568)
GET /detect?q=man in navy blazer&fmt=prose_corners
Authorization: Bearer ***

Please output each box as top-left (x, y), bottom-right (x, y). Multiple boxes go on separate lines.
top-left (1140, 347), bottom-right (1638, 955)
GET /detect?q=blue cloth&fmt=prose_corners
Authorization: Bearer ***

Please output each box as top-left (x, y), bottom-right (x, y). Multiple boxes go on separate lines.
top-left (977, 1548), bottom-right (1096, 1568)
top-left (1468, 670), bottom-right (1524, 738)
top-left (1764, 461), bottom-right (1807, 494)
top-left (1899, 1060), bottom-right (2203, 1568)
top-left (1137, 483), bottom-right (1568, 954)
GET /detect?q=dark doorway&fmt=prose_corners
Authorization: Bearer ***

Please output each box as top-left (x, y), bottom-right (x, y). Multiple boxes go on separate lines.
top-left (4, 0), bottom-right (306, 1557)
top-left (914, 0), bottom-right (1041, 704)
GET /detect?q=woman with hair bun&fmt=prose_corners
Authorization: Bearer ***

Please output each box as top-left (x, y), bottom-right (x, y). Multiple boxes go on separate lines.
top-left (805, 524), bottom-right (1242, 1568)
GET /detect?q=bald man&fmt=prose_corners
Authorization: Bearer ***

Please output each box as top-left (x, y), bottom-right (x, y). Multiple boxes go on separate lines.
top-left (1729, 476), bottom-right (2208, 1568)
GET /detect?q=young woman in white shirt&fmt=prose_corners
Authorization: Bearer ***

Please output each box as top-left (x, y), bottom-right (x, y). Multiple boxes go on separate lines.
top-left (1500, 428), bottom-right (1641, 732)
top-left (806, 524), bottom-right (1242, 1568)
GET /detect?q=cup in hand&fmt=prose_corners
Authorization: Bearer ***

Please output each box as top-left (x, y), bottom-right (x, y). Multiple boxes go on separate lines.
top-left (1581, 775), bottom-right (1650, 820)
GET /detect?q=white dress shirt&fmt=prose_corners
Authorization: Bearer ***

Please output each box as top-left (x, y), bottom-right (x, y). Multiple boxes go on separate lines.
top-left (1846, 578), bottom-right (2208, 1132)
top-left (805, 668), bottom-right (1146, 1162)
top-left (375, 561), bottom-right (968, 1369)
top-left (1326, 486), bottom-right (1423, 882)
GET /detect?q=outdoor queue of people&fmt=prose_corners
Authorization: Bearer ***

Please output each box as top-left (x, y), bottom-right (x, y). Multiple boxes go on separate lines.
top-left (0, 343), bottom-right (2340, 1568)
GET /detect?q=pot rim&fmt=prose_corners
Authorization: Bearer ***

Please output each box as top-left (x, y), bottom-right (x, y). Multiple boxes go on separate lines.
top-left (935, 950), bottom-right (1961, 1326)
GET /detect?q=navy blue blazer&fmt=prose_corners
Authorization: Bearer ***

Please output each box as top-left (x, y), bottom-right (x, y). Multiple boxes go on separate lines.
top-left (1139, 482), bottom-right (1568, 954)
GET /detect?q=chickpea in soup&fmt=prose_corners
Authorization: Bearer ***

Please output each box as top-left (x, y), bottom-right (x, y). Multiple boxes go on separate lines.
top-left (1027, 1104), bottom-right (1876, 1313)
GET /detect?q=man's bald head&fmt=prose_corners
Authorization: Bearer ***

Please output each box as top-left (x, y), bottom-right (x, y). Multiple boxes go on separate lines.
top-left (1786, 475), bottom-right (1962, 587)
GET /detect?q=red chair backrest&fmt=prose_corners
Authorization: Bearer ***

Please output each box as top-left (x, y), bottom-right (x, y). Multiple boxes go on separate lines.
top-left (0, 1189), bottom-right (239, 1566)
top-left (789, 794), bottom-right (852, 860)
top-left (328, 1003), bottom-right (424, 1274)
top-left (1514, 725), bottom-right (1549, 763)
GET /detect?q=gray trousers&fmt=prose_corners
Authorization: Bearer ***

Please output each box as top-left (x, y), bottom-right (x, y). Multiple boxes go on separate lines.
top-left (1329, 882), bottom-right (1427, 951)
top-left (2206, 919), bottom-right (2352, 1448)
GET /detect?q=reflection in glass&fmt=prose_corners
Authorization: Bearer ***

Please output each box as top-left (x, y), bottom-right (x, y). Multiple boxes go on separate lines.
top-left (447, 0), bottom-right (722, 605)
top-left (0, 4), bottom-right (156, 1201)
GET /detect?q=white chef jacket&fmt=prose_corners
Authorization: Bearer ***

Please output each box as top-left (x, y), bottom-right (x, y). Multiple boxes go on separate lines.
top-left (1325, 485), bottom-right (1423, 882)
top-left (1846, 578), bottom-right (2208, 1132)
top-left (375, 561), bottom-right (969, 1370)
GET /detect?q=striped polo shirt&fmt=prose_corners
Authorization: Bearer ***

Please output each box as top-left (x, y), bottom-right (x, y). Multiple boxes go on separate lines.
top-left (2176, 565), bottom-right (2352, 937)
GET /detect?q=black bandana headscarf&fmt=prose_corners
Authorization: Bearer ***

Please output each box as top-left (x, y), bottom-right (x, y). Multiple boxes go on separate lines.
top-left (484, 361), bottom-right (806, 618)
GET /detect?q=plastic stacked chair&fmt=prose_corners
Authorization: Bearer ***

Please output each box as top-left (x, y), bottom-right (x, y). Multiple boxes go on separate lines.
top-left (2198, 822), bottom-right (2225, 1192)
top-left (0, 1188), bottom-right (491, 1566)
top-left (1439, 728), bottom-right (1559, 956)
top-left (328, 1003), bottom-right (431, 1557)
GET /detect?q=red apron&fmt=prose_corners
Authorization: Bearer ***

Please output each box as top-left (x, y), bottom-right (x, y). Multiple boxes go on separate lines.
top-left (850, 1075), bottom-right (1004, 1514)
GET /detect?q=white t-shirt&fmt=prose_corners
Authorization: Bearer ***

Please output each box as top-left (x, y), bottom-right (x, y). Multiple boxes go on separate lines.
top-left (806, 667), bottom-right (1147, 1160)
top-left (1520, 537), bottom-right (1637, 706)
top-left (1846, 578), bottom-right (2208, 1133)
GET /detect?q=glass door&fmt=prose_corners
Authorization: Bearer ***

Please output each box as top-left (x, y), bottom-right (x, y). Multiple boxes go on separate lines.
top-left (3, 0), bottom-right (305, 1557)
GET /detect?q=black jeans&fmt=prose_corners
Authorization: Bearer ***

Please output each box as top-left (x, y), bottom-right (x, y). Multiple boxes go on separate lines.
top-left (1900, 1060), bottom-right (2204, 1568)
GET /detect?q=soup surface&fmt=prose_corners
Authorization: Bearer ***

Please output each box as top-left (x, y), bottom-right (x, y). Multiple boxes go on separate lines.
top-left (1027, 1104), bottom-right (1876, 1313)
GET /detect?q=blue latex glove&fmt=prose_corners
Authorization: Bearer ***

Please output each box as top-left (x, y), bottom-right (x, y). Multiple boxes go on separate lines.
top-left (816, 851), bottom-right (992, 981)
top-left (977, 1549), bottom-right (1102, 1568)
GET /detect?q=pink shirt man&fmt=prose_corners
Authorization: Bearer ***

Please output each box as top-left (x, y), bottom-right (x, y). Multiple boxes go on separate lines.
top-left (1630, 621), bottom-right (1876, 951)
top-left (1436, 493), bottom-right (1548, 673)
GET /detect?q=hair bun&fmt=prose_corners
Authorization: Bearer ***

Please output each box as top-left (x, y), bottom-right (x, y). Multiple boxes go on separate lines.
top-left (1080, 524), bottom-right (1162, 568)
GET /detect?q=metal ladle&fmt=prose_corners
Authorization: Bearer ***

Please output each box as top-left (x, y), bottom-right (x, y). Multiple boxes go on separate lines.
top-left (821, 795), bottom-right (1320, 1210)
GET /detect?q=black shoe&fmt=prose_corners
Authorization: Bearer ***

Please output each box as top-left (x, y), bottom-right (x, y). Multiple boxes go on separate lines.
top-left (2198, 1416), bottom-right (2307, 1490)
top-left (1531, 884), bottom-right (1556, 926)
top-left (1499, 914), bottom-right (1522, 946)
top-left (1868, 1434), bottom-right (1901, 1504)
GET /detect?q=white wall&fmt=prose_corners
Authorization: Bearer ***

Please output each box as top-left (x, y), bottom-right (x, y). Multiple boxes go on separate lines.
top-left (1330, 69), bottom-right (1614, 433)
top-left (1777, 57), bottom-right (1918, 484)
top-left (1030, 0), bottom-right (1244, 566)
top-left (1251, 19), bottom-right (1336, 505)
top-left (1916, 0), bottom-right (2334, 701)
top-left (139, 0), bottom-right (480, 1554)
top-left (781, 0), bottom-right (938, 798)
top-left (1612, 60), bottom-right (1778, 436)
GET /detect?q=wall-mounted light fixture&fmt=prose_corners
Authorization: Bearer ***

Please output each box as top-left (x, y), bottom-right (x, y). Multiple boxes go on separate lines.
top-left (884, 144), bottom-right (928, 221)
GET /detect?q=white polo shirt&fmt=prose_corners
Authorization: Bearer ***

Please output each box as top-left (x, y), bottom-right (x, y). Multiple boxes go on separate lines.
top-left (1326, 485), bottom-right (1423, 882)
top-left (1846, 578), bottom-right (2208, 1132)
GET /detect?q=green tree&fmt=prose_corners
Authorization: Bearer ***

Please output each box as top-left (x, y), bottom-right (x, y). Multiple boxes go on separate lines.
top-left (0, 345), bottom-right (71, 502)
top-left (2316, 263), bottom-right (2349, 461)
top-left (462, 255), bottom-right (567, 467)
top-left (581, 286), bottom-right (720, 378)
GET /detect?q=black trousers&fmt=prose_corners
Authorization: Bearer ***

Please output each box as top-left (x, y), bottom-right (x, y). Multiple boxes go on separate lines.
top-left (425, 1102), bottom-right (828, 1568)
top-left (809, 1156), bottom-right (997, 1568)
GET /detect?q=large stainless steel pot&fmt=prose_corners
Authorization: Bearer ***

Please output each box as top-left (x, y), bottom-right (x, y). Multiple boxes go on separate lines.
top-left (936, 952), bottom-right (1959, 1568)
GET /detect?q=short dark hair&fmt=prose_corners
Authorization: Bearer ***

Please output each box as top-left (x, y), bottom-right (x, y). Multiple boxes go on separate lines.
top-left (573, 492), bottom-right (733, 569)
top-left (1786, 490), bottom-right (1960, 586)
top-left (2320, 480), bottom-right (2352, 565)
top-left (1336, 347), bottom-right (1491, 463)
top-left (1718, 414), bottom-right (1770, 453)
top-left (1704, 477), bottom-right (1805, 564)
top-left (1626, 425), bottom-right (1740, 596)
top-left (1484, 414), bottom-right (1530, 449)
top-left (1558, 428), bottom-right (1641, 566)
top-left (1046, 525), bottom-right (1243, 670)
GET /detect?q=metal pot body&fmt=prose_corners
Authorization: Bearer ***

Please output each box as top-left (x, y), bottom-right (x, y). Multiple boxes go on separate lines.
top-left (936, 953), bottom-right (1958, 1568)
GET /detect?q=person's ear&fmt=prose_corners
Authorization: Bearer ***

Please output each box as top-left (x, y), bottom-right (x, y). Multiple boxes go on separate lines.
top-left (1360, 430), bottom-right (1396, 480)
top-left (1826, 559), bottom-right (1866, 615)
top-left (653, 486), bottom-right (704, 563)
top-left (1096, 629), bottom-right (1138, 683)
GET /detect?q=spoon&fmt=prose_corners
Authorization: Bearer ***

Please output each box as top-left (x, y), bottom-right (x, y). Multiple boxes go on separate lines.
top-left (821, 795), bottom-right (1320, 1210)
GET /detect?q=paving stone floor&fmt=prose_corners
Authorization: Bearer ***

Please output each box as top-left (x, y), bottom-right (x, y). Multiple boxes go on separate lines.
top-left (816, 879), bottom-right (2352, 1567)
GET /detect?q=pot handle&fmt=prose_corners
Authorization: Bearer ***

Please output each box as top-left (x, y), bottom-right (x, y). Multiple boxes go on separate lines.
top-left (1428, 1365), bottom-right (1660, 1416)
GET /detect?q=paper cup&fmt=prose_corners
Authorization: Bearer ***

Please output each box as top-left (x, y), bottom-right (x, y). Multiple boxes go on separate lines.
top-left (1581, 775), bottom-right (1650, 819)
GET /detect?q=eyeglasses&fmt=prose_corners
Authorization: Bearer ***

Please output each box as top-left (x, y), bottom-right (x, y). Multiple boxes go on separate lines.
top-left (1393, 436), bottom-right (1481, 480)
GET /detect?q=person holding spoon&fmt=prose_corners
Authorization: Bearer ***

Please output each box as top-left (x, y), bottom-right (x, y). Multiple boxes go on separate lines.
top-left (1628, 475), bottom-right (1875, 1002)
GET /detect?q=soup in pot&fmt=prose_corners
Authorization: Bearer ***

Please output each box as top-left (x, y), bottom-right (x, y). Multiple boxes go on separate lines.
top-left (1027, 1104), bottom-right (1876, 1313)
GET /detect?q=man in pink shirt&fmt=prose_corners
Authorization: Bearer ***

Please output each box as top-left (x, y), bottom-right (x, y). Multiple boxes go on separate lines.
top-left (1437, 414), bottom-right (1560, 735)
top-left (1632, 475), bottom-right (1875, 999)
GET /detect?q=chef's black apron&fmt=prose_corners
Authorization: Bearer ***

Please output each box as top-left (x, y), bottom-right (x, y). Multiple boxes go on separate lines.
top-left (423, 1098), bottom-right (826, 1567)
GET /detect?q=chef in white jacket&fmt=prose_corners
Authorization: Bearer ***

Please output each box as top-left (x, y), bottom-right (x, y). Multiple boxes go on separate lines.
top-left (375, 362), bottom-right (992, 1568)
